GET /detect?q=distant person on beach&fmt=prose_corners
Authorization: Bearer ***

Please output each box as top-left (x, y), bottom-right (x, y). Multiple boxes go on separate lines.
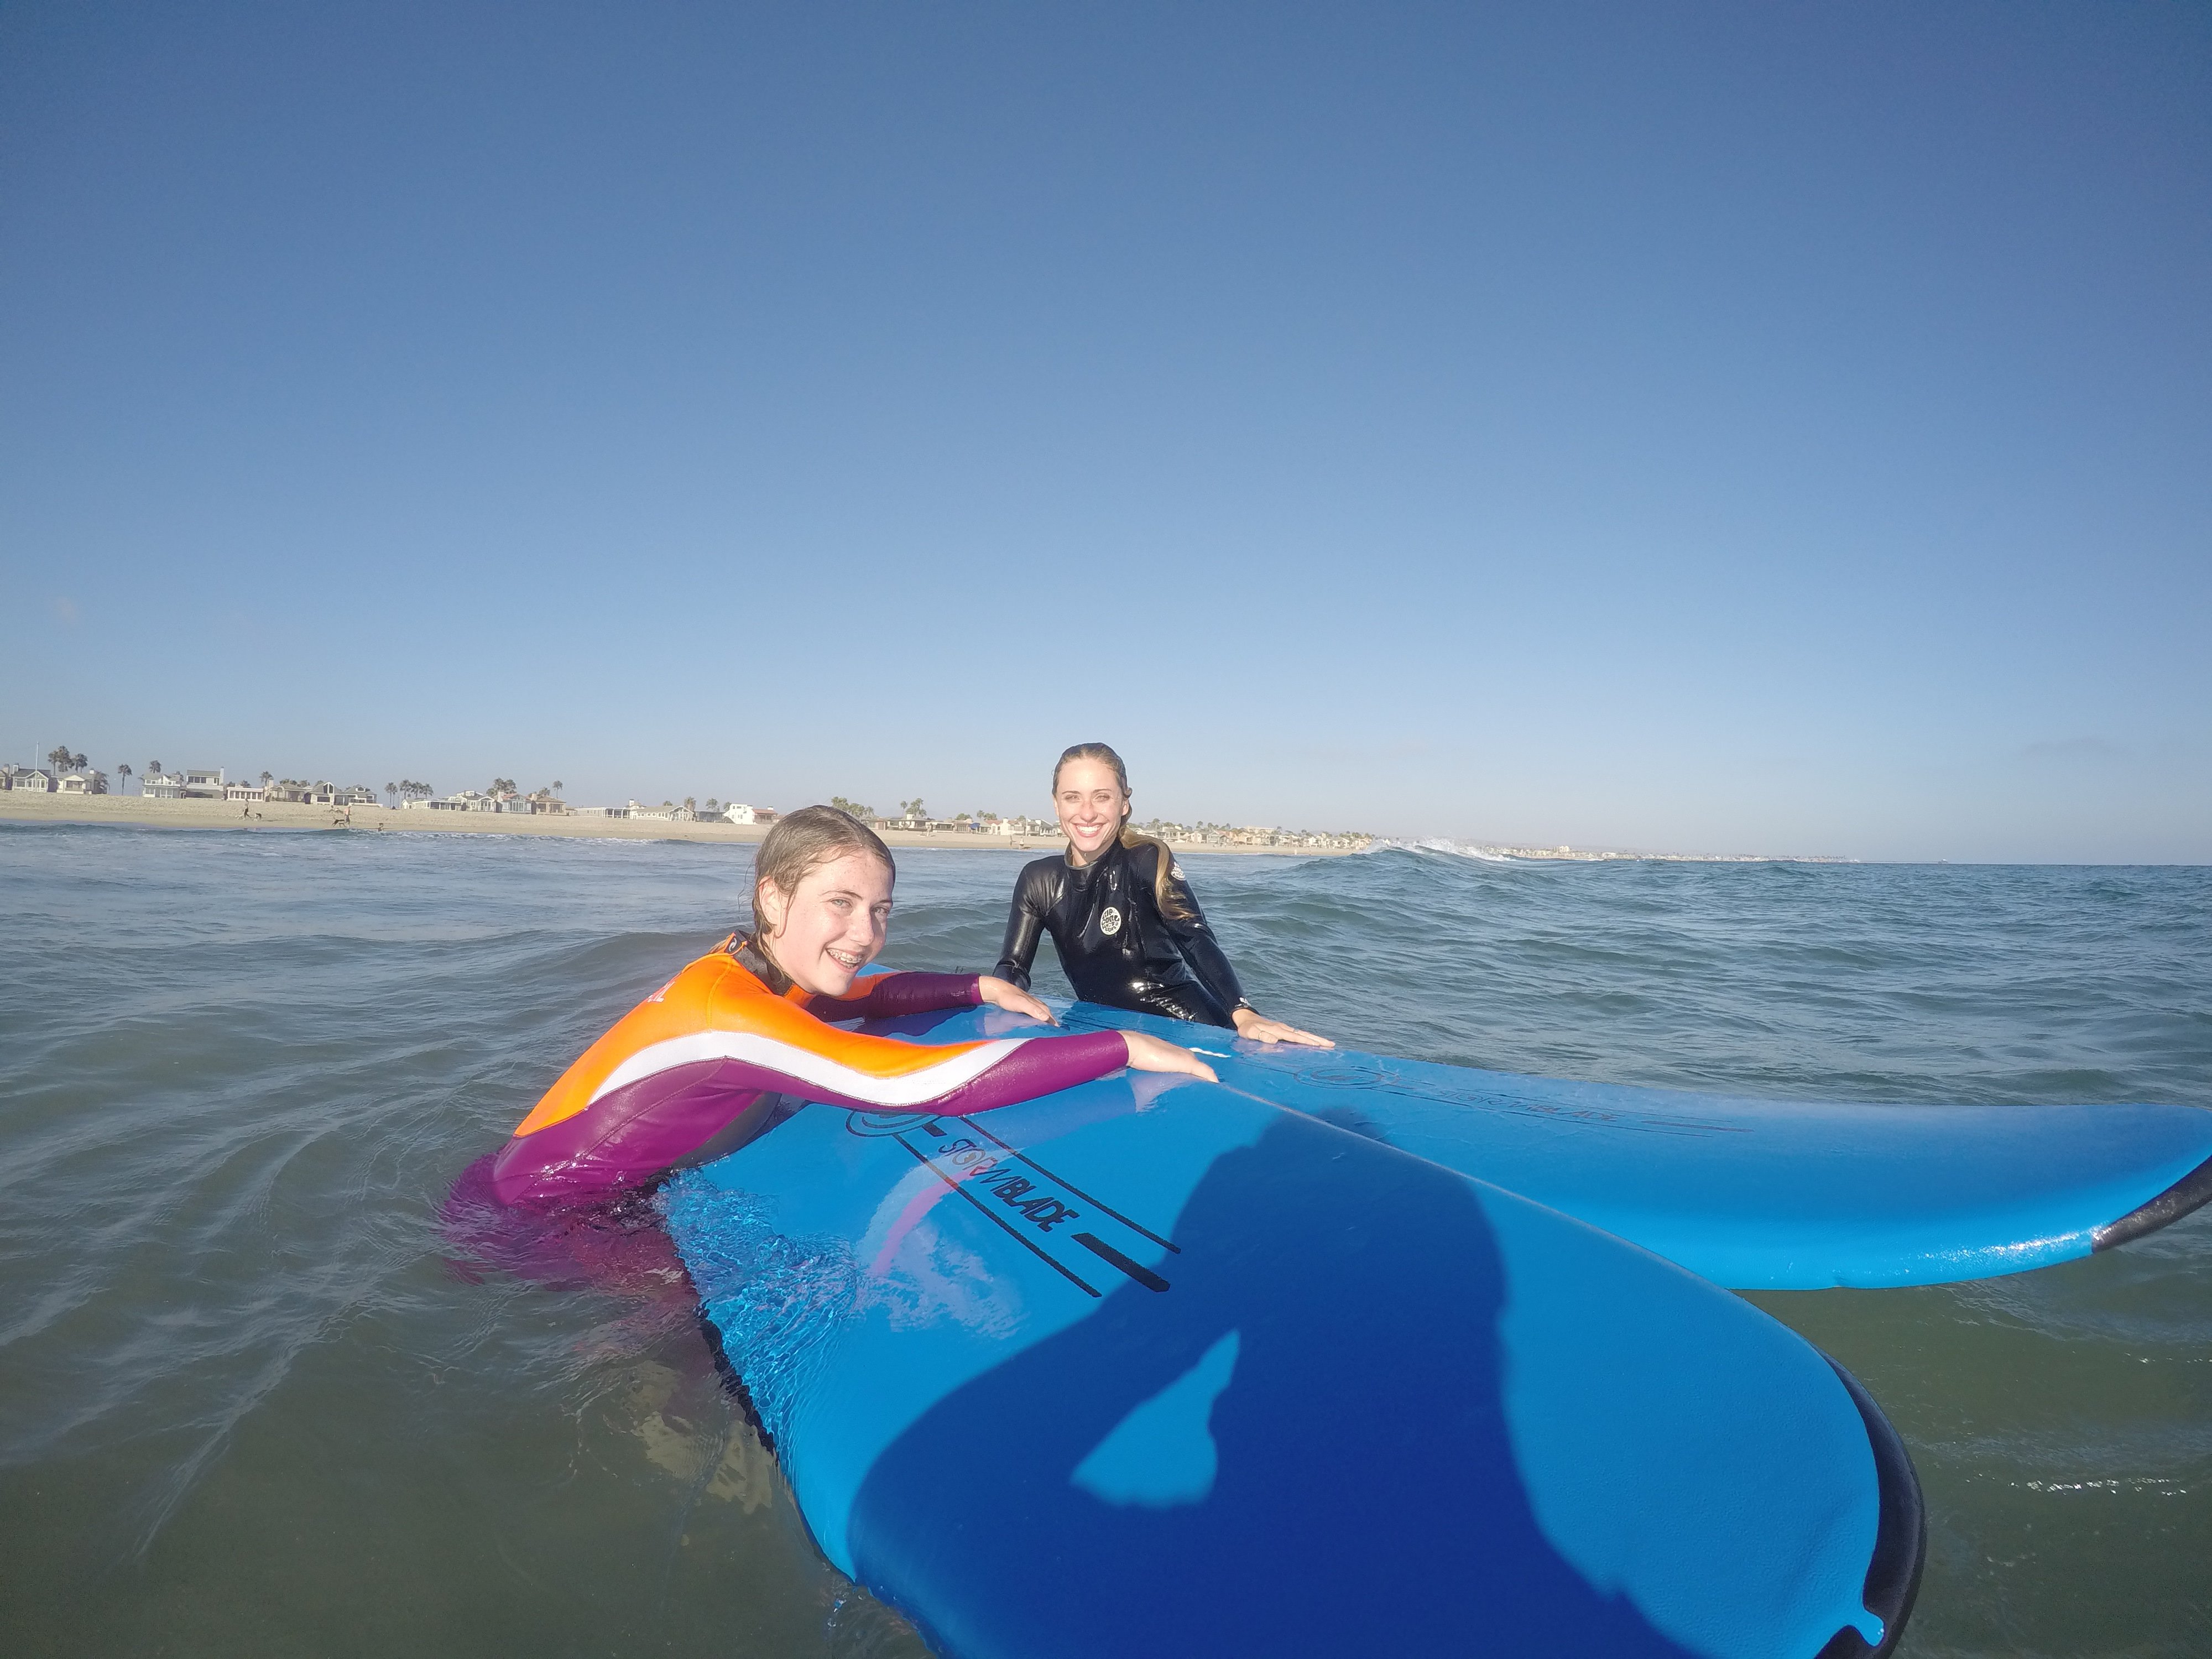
top-left (488, 805), bottom-right (1214, 1205)
top-left (995, 744), bottom-right (1332, 1047)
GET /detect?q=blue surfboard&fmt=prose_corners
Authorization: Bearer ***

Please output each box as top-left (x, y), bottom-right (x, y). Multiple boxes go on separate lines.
top-left (994, 1003), bottom-right (2212, 1291)
top-left (660, 1060), bottom-right (1921, 1658)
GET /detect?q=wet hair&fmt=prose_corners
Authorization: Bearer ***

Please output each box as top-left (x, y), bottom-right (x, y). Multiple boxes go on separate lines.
top-left (742, 805), bottom-right (894, 989)
top-left (1050, 742), bottom-right (1192, 923)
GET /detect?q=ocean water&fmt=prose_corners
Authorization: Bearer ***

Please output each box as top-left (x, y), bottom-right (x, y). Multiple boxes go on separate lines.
top-left (1, 821), bottom-right (2206, 1658)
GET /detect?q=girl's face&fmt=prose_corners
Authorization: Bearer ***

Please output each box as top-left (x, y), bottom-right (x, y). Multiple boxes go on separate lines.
top-left (1054, 758), bottom-right (1128, 864)
top-left (757, 850), bottom-right (893, 996)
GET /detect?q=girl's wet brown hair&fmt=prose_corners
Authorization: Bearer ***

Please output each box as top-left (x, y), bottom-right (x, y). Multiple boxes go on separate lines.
top-left (1051, 743), bottom-right (1193, 923)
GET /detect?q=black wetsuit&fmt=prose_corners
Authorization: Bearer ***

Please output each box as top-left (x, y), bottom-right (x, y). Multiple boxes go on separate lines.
top-left (995, 838), bottom-right (1250, 1029)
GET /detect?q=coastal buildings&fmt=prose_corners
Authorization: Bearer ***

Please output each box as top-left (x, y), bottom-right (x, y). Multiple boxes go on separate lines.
top-left (141, 768), bottom-right (231, 799)
top-left (400, 789), bottom-right (551, 813)
top-left (261, 779), bottom-right (378, 807)
top-left (1, 752), bottom-right (1376, 853)
top-left (859, 811), bottom-right (1054, 837)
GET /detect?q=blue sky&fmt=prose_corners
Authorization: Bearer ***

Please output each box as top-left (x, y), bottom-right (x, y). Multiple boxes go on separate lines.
top-left (3, 2), bottom-right (2206, 861)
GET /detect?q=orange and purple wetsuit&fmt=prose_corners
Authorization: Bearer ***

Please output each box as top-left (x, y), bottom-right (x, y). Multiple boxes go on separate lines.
top-left (490, 941), bottom-right (1130, 1206)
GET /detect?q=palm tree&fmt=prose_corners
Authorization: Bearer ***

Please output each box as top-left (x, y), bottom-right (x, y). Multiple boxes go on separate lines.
top-left (384, 782), bottom-right (398, 805)
top-left (149, 761), bottom-right (163, 779)
top-left (117, 763), bottom-right (133, 794)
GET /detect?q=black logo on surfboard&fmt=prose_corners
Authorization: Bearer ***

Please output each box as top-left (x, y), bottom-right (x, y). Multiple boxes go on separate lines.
top-left (847, 1112), bottom-right (1177, 1297)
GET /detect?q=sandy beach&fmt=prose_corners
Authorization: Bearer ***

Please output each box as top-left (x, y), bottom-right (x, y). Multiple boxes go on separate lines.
top-left (0, 792), bottom-right (1360, 855)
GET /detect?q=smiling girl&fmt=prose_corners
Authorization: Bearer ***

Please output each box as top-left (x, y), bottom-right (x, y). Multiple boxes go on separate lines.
top-left (490, 805), bottom-right (1212, 1206)
top-left (994, 744), bottom-right (1331, 1047)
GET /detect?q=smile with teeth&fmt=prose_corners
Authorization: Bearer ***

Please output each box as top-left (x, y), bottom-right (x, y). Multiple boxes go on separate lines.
top-left (827, 947), bottom-right (863, 968)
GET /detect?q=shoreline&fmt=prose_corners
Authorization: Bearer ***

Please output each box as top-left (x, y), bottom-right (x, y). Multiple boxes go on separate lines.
top-left (0, 794), bottom-right (1360, 855)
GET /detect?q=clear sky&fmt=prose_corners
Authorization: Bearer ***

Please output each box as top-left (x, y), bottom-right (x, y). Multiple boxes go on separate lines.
top-left (3, 2), bottom-right (2206, 861)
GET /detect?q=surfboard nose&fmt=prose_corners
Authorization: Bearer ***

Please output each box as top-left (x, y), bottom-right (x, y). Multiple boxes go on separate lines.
top-left (2092, 1149), bottom-right (2212, 1253)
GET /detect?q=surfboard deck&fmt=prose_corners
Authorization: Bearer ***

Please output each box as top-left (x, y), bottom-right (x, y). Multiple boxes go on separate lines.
top-left (660, 1060), bottom-right (1919, 1659)
top-left (972, 1002), bottom-right (2212, 1290)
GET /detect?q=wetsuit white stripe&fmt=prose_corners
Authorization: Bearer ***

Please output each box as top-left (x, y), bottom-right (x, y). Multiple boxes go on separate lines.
top-left (587, 1032), bottom-right (1027, 1111)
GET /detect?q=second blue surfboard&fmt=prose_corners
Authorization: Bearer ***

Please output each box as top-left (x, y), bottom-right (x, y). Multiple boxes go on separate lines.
top-left (859, 1001), bottom-right (2212, 1290)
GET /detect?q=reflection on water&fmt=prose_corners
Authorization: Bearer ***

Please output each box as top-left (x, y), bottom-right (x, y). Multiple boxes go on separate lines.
top-left (0, 823), bottom-right (2206, 1656)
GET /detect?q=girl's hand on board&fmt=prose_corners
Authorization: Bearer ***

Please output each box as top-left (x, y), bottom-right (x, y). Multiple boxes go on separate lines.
top-left (1121, 1031), bottom-right (1218, 1083)
top-left (975, 975), bottom-right (1056, 1024)
top-left (1232, 1007), bottom-right (1335, 1048)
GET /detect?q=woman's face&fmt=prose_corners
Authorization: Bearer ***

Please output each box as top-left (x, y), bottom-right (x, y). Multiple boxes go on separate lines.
top-left (1054, 758), bottom-right (1128, 864)
top-left (757, 850), bottom-right (894, 996)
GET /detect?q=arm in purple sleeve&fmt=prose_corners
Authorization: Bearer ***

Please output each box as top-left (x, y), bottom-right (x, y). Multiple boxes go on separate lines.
top-left (918, 1030), bottom-right (1130, 1117)
top-left (802, 971), bottom-right (983, 1022)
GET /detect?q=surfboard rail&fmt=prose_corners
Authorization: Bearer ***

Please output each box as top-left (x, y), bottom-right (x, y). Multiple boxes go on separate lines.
top-left (1815, 1361), bottom-right (1926, 1659)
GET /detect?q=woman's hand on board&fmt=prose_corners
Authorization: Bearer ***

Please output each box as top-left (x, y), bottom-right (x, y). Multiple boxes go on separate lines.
top-left (1232, 1006), bottom-right (1334, 1048)
top-left (1121, 1031), bottom-right (1218, 1083)
top-left (975, 975), bottom-right (1056, 1024)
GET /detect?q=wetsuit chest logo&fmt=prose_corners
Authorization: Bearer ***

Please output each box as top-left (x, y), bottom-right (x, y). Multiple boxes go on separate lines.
top-left (1098, 905), bottom-right (1123, 937)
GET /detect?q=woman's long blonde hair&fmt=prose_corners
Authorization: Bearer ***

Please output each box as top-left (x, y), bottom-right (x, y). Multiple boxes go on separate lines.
top-left (1052, 742), bottom-right (1193, 923)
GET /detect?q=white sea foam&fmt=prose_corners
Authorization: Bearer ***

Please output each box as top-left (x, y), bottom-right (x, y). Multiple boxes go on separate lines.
top-left (1366, 837), bottom-right (1522, 863)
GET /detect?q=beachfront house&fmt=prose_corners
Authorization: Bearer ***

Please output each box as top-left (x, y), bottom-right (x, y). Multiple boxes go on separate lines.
top-left (2, 766), bottom-right (54, 792)
top-left (225, 782), bottom-right (267, 803)
top-left (180, 768), bottom-right (226, 797)
top-left (55, 769), bottom-right (108, 794)
top-left (721, 803), bottom-right (765, 824)
top-left (139, 772), bottom-right (186, 799)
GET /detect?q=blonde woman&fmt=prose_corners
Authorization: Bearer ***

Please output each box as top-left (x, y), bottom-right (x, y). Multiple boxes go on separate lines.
top-left (995, 744), bottom-right (1331, 1047)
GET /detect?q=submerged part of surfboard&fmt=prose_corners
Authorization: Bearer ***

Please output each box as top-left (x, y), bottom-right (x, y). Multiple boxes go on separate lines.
top-left (661, 1066), bottom-right (1921, 1659)
top-left (1010, 1003), bottom-right (2212, 1291)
